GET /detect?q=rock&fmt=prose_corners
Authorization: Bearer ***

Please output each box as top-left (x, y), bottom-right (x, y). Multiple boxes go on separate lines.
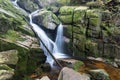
top-left (0, 50), bottom-right (18, 65)
top-left (17, 0), bottom-right (39, 13)
top-left (40, 76), bottom-right (50, 80)
top-left (0, 64), bottom-right (14, 80)
top-left (35, 76), bottom-right (50, 80)
top-left (58, 6), bottom-right (88, 24)
top-left (58, 67), bottom-right (90, 80)
top-left (33, 9), bottom-right (60, 30)
top-left (115, 58), bottom-right (120, 67)
top-left (0, 70), bottom-right (14, 80)
top-left (88, 69), bottom-right (110, 80)
top-left (0, 9), bottom-right (22, 33)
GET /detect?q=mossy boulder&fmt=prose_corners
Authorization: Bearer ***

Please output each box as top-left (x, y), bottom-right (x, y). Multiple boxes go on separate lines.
top-left (17, 0), bottom-right (39, 13)
top-left (33, 9), bottom-right (60, 30)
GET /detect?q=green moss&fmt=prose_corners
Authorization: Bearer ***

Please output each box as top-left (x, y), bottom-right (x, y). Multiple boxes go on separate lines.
top-left (73, 61), bottom-right (84, 71)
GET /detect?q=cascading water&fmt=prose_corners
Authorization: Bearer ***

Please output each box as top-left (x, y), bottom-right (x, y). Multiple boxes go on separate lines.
top-left (29, 11), bottom-right (68, 67)
top-left (53, 24), bottom-right (68, 58)
top-left (55, 24), bottom-right (64, 53)
top-left (12, 0), bottom-right (68, 67)
top-left (29, 11), bottom-right (56, 66)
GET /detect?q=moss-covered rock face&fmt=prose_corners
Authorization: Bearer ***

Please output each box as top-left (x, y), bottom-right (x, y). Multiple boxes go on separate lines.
top-left (62, 5), bottom-right (120, 61)
top-left (33, 9), bottom-right (60, 30)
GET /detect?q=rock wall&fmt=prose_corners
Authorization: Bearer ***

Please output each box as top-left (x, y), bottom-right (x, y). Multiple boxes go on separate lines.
top-left (58, 5), bottom-right (120, 62)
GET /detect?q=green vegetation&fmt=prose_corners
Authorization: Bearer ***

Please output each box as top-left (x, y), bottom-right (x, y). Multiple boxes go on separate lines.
top-left (73, 61), bottom-right (84, 71)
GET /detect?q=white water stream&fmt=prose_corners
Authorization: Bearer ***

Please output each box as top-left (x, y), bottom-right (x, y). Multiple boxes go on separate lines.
top-left (12, 0), bottom-right (68, 67)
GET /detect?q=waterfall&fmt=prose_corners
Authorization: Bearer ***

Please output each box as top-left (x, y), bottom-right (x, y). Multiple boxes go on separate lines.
top-left (53, 24), bottom-right (68, 59)
top-left (29, 11), bottom-right (56, 66)
top-left (29, 11), bottom-right (68, 66)
top-left (55, 24), bottom-right (64, 53)
top-left (12, 0), bottom-right (68, 67)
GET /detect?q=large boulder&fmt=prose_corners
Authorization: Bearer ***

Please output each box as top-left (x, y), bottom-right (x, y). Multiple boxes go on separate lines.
top-left (58, 67), bottom-right (90, 80)
top-left (33, 9), bottom-right (60, 30)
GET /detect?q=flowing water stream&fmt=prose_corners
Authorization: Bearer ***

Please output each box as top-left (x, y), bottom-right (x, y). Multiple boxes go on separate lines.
top-left (12, 0), bottom-right (68, 67)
